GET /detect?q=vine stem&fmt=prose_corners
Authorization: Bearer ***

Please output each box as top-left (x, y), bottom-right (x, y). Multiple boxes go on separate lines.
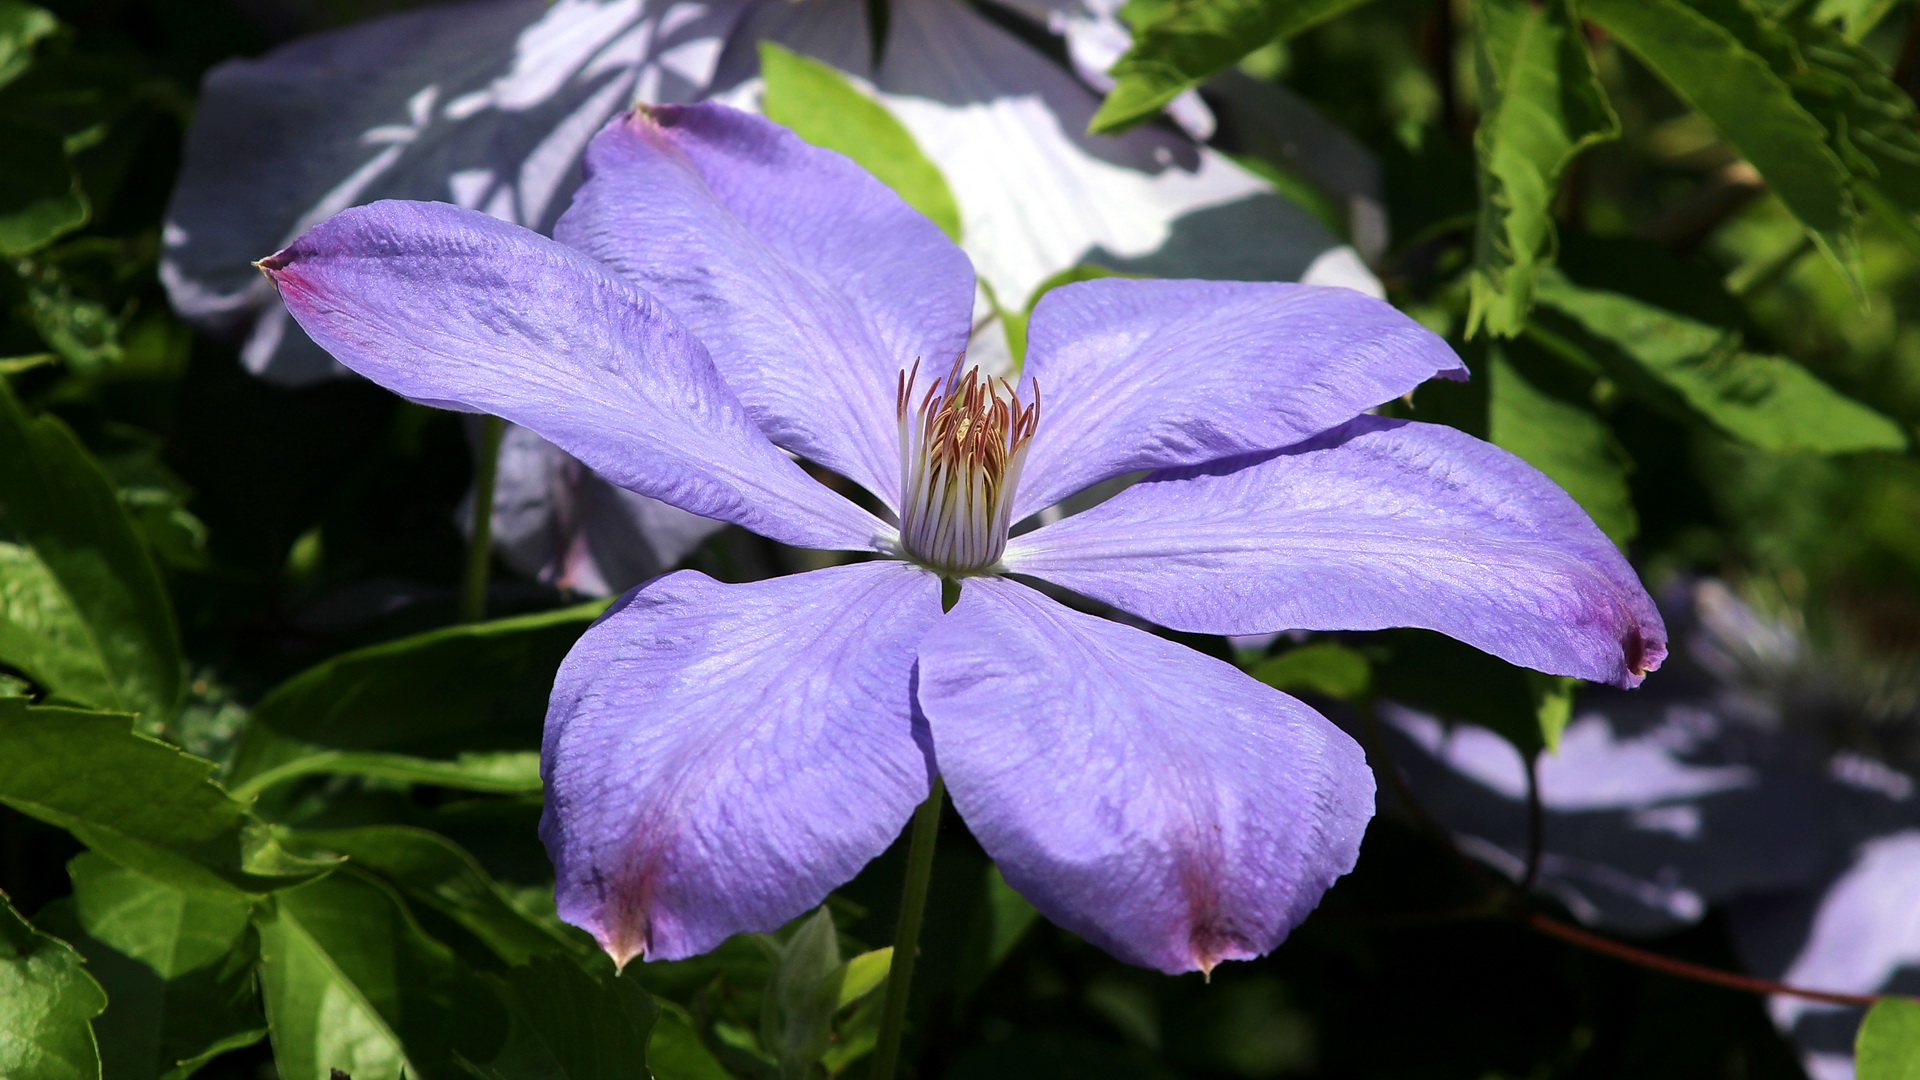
top-left (870, 776), bottom-right (946, 1080)
top-left (462, 415), bottom-right (506, 623)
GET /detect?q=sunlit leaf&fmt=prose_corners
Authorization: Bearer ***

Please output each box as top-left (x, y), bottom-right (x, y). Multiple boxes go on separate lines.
top-left (0, 700), bottom-right (334, 898)
top-left (1247, 642), bottom-right (1372, 701)
top-left (1091, 0), bottom-right (1376, 133)
top-left (0, 380), bottom-right (181, 722)
top-left (1466, 0), bottom-right (1618, 336)
top-left (0, 893), bottom-right (106, 1080)
top-left (760, 41), bottom-right (961, 241)
top-left (1859, 997), bottom-right (1920, 1080)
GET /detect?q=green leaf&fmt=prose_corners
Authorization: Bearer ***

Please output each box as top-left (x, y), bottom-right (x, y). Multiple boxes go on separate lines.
top-left (46, 858), bottom-right (265, 1080)
top-left (231, 750), bottom-right (543, 801)
top-left (463, 958), bottom-right (657, 1080)
top-left (759, 42), bottom-right (961, 241)
top-left (1530, 673), bottom-right (1578, 752)
top-left (1533, 273), bottom-right (1906, 453)
top-left (0, 893), bottom-right (106, 1080)
top-left (760, 906), bottom-right (842, 1076)
top-left (1090, 0), bottom-right (1374, 133)
top-left (255, 871), bottom-right (491, 1080)
top-left (1860, 998), bottom-right (1920, 1080)
top-left (289, 826), bottom-right (577, 968)
top-left (0, 380), bottom-right (182, 722)
top-left (647, 1009), bottom-right (733, 1080)
top-left (832, 948), bottom-right (893, 1011)
top-left (0, 700), bottom-right (336, 898)
top-left (1247, 642), bottom-right (1372, 701)
top-left (1465, 0), bottom-right (1618, 336)
top-left (0, 0), bottom-right (58, 88)
top-left (1580, 0), bottom-right (1854, 262)
top-left (227, 601), bottom-right (602, 791)
top-left (0, 120), bottom-right (88, 256)
top-left (1487, 348), bottom-right (1638, 547)
top-left (1372, 630), bottom-right (1547, 755)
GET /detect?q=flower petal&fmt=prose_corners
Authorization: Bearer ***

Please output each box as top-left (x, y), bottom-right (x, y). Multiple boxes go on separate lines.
top-left (543, 561), bottom-right (942, 963)
top-left (1011, 279), bottom-right (1466, 518)
top-left (162, 0), bottom-right (749, 385)
top-left (916, 575), bottom-right (1374, 974)
top-left (554, 103), bottom-right (976, 507)
top-left (487, 423), bottom-right (724, 595)
top-left (1004, 417), bottom-right (1666, 688)
top-left (263, 199), bottom-right (886, 551)
top-left (871, 0), bottom-right (1363, 310)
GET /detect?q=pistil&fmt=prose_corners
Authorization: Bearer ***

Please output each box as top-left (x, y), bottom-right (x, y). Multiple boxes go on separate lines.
top-left (896, 357), bottom-right (1039, 574)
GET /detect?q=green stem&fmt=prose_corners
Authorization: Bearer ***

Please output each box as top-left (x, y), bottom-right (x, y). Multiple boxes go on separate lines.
top-left (462, 414), bottom-right (506, 623)
top-left (869, 776), bottom-right (945, 1080)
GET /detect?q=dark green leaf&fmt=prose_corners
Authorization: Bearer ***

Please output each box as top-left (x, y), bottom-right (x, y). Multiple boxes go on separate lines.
top-left (255, 870), bottom-right (494, 1080)
top-left (1091, 0), bottom-right (1375, 132)
top-left (1487, 348), bottom-right (1638, 547)
top-left (647, 1009), bottom-right (733, 1080)
top-left (227, 601), bottom-right (602, 791)
top-left (1860, 997), bottom-right (1920, 1080)
top-left (0, 0), bottom-right (59, 88)
top-left (1247, 642), bottom-right (1372, 701)
top-left (290, 826), bottom-right (578, 968)
top-left (0, 379), bottom-right (181, 721)
top-left (0, 892), bottom-right (106, 1080)
top-left (759, 42), bottom-right (961, 240)
top-left (0, 700), bottom-right (335, 897)
top-left (1372, 630), bottom-right (1566, 755)
top-left (1581, 0), bottom-right (1854, 260)
top-left (462, 958), bottom-right (657, 1080)
top-left (1533, 272), bottom-right (1906, 452)
top-left (0, 119), bottom-right (86, 255)
top-left (1466, 0), bottom-right (1618, 336)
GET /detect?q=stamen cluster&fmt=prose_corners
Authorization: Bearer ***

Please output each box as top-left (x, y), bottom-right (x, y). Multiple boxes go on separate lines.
top-left (896, 357), bottom-right (1040, 573)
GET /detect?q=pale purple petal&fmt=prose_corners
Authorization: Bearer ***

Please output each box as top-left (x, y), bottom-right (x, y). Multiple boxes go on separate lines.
top-left (916, 575), bottom-right (1374, 974)
top-left (1011, 279), bottom-right (1466, 518)
top-left (263, 199), bottom-right (886, 552)
top-left (554, 103), bottom-right (975, 506)
top-left (162, 0), bottom-right (749, 385)
top-left (543, 561), bottom-right (942, 963)
top-left (1004, 417), bottom-right (1665, 688)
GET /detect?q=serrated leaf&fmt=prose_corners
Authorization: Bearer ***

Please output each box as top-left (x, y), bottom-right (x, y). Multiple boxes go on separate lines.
top-left (1533, 273), bottom-right (1906, 453)
top-left (462, 958), bottom-right (656, 1080)
top-left (1466, 0), bottom-right (1618, 336)
top-left (0, 894), bottom-right (106, 1080)
top-left (0, 380), bottom-right (181, 722)
top-left (0, 700), bottom-right (335, 898)
top-left (1488, 348), bottom-right (1638, 547)
top-left (290, 827), bottom-right (577, 968)
top-left (1247, 642), bottom-right (1372, 701)
top-left (1090, 0), bottom-right (1373, 133)
top-left (759, 42), bottom-right (961, 241)
top-left (1860, 997), bottom-right (1920, 1080)
top-left (1581, 0), bottom-right (1854, 264)
top-left (255, 871), bottom-right (490, 1080)
top-left (227, 601), bottom-right (601, 791)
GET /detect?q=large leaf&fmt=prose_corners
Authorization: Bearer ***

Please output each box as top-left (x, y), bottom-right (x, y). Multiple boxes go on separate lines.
top-left (1859, 998), bottom-right (1920, 1080)
top-left (1466, 0), bottom-right (1618, 336)
top-left (290, 827), bottom-right (578, 968)
top-left (759, 42), bottom-right (962, 241)
top-left (0, 893), bottom-right (106, 1080)
top-left (1487, 348), bottom-right (1638, 547)
top-left (0, 700), bottom-right (335, 898)
top-left (227, 601), bottom-right (602, 790)
top-left (463, 958), bottom-right (658, 1080)
top-left (46, 856), bottom-right (264, 1080)
top-left (255, 871), bottom-right (493, 1080)
top-left (1580, 0), bottom-right (1854, 259)
top-left (1090, 0), bottom-right (1375, 133)
top-left (0, 119), bottom-right (87, 256)
top-left (0, 380), bottom-right (181, 722)
top-left (1533, 273), bottom-right (1905, 453)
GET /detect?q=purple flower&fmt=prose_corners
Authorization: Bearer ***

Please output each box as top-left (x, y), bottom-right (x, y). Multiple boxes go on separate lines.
top-left (259, 103), bottom-right (1666, 974)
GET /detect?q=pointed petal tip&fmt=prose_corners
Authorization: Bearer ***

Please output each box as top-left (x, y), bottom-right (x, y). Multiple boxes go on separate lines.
top-left (597, 919), bottom-right (649, 973)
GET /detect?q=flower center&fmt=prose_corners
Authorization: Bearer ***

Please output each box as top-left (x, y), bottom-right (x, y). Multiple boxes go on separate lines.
top-left (895, 357), bottom-right (1040, 574)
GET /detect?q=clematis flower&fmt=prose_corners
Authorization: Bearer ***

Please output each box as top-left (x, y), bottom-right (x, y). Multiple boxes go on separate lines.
top-left (258, 103), bottom-right (1665, 973)
top-left (164, 0), bottom-right (1382, 595)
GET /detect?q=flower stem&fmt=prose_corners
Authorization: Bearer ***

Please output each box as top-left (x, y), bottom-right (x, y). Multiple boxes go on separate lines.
top-left (870, 775), bottom-right (945, 1080)
top-left (462, 414), bottom-right (505, 623)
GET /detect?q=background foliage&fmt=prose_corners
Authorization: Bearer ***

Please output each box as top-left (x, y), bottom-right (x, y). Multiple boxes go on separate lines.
top-left (4, 0), bottom-right (1920, 1076)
